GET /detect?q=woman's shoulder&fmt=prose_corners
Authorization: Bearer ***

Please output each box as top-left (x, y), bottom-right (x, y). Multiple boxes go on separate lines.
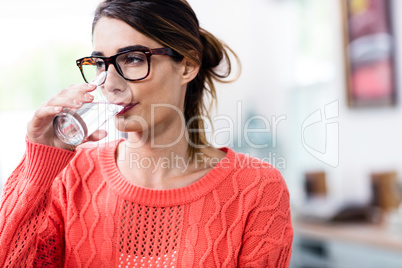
top-left (215, 148), bottom-right (289, 208)
top-left (53, 139), bottom-right (121, 191)
top-left (62, 139), bottom-right (121, 174)
top-left (225, 148), bottom-right (284, 180)
top-left (223, 148), bottom-right (289, 194)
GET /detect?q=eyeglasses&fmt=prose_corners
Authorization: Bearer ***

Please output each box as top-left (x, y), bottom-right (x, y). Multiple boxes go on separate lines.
top-left (76, 47), bottom-right (182, 85)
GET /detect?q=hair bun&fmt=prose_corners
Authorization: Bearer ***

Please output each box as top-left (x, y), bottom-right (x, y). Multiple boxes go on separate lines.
top-left (199, 28), bottom-right (238, 81)
top-left (200, 28), bottom-right (224, 69)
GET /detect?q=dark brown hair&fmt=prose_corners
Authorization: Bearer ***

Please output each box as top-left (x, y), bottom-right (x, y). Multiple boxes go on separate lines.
top-left (93, 0), bottom-right (240, 158)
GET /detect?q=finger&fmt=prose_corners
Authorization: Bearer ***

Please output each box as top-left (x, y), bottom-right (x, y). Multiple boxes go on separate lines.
top-left (46, 91), bottom-right (95, 109)
top-left (57, 84), bottom-right (97, 99)
top-left (83, 83), bottom-right (98, 92)
top-left (27, 106), bottom-right (64, 144)
top-left (85, 129), bottom-right (108, 143)
top-left (66, 83), bottom-right (97, 93)
top-left (28, 107), bottom-right (61, 134)
top-left (30, 106), bottom-right (63, 127)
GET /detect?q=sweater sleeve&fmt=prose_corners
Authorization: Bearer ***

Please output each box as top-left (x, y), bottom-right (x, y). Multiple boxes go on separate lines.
top-left (238, 168), bottom-right (293, 268)
top-left (0, 138), bottom-right (75, 267)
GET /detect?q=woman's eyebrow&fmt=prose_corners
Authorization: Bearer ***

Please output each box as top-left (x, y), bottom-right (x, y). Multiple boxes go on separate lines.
top-left (117, 45), bottom-right (149, 53)
top-left (91, 51), bottom-right (103, 56)
top-left (91, 45), bottom-right (150, 57)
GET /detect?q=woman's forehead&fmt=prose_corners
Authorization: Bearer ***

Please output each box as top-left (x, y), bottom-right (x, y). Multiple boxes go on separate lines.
top-left (92, 17), bottom-right (161, 55)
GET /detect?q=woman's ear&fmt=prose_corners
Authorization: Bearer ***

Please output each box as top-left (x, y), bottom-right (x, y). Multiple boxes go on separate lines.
top-left (181, 56), bottom-right (200, 85)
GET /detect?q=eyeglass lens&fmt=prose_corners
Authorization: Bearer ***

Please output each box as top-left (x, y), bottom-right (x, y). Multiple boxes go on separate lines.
top-left (81, 51), bottom-right (149, 83)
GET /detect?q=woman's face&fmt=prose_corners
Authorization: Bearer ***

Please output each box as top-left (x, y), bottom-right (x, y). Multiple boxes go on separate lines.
top-left (92, 17), bottom-right (191, 135)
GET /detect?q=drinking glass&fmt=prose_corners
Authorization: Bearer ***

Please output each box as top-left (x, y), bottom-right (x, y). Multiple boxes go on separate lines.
top-left (53, 71), bottom-right (131, 145)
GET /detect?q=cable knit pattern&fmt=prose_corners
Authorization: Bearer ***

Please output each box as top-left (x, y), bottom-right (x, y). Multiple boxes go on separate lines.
top-left (0, 138), bottom-right (293, 267)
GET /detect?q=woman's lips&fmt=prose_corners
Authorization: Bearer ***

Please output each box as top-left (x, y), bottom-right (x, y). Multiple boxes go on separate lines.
top-left (117, 103), bottom-right (138, 115)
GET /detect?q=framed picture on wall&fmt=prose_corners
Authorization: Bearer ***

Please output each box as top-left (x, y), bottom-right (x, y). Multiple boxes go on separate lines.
top-left (342, 0), bottom-right (397, 107)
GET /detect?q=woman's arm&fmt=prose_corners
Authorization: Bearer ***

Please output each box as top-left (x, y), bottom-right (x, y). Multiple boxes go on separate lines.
top-left (238, 169), bottom-right (293, 268)
top-left (0, 138), bottom-right (75, 267)
top-left (0, 80), bottom-right (108, 267)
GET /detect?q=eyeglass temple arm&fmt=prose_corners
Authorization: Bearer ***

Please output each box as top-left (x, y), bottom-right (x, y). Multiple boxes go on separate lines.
top-left (150, 48), bottom-right (183, 59)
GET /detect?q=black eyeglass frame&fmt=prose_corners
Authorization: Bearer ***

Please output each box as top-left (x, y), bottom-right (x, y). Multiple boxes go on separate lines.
top-left (76, 47), bottom-right (183, 84)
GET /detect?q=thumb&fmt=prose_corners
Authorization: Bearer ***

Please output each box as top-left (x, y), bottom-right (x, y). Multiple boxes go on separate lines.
top-left (85, 129), bottom-right (108, 143)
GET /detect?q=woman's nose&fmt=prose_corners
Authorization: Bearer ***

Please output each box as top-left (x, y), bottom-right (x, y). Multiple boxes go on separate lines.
top-left (101, 65), bottom-right (132, 105)
top-left (103, 64), bottom-right (126, 93)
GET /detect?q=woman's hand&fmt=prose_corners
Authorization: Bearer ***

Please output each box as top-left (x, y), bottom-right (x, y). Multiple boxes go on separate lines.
top-left (27, 83), bottom-right (107, 151)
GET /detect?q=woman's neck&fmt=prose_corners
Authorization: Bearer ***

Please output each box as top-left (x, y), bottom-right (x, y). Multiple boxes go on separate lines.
top-left (116, 121), bottom-right (202, 189)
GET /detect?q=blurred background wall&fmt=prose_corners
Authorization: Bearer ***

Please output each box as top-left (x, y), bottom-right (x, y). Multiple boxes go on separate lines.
top-left (1, 0), bottom-right (402, 267)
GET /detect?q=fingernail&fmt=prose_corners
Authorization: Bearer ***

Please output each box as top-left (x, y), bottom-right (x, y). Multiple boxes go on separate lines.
top-left (54, 107), bottom-right (62, 112)
top-left (85, 93), bottom-right (94, 100)
top-left (88, 83), bottom-right (96, 88)
top-left (73, 99), bottom-right (82, 106)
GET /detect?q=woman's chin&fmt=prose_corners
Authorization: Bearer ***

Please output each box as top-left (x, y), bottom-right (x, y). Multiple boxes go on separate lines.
top-left (114, 118), bottom-right (148, 133)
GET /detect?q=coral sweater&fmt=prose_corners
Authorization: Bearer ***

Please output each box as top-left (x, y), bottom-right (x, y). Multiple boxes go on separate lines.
top-left (0, 138), bottom-right (293, 267)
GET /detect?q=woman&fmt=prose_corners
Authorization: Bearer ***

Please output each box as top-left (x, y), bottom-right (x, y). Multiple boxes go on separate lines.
top-left (0, 0), bottom-right (293, 267)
